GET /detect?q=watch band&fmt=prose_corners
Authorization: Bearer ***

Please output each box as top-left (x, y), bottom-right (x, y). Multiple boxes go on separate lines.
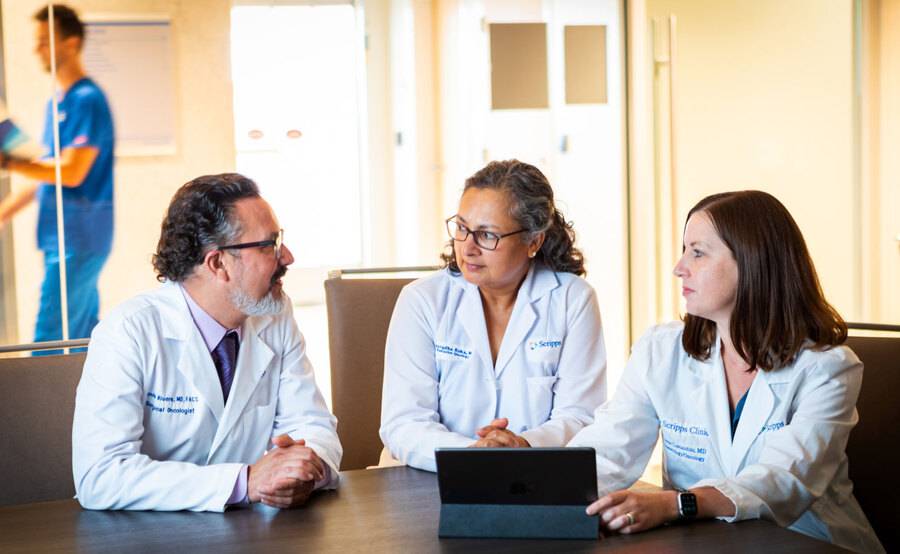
top-left (677, 491), bottom-right (698, 519)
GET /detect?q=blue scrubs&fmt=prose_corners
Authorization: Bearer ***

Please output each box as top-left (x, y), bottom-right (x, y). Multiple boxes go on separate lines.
top-left (35, 77), bottom-right (115, 342)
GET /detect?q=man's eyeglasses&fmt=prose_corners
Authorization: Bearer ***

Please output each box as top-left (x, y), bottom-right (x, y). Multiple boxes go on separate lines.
top-left (219, 229), bottom-right (284, 259)
top-left (445, 216), bottom-right (526, 251)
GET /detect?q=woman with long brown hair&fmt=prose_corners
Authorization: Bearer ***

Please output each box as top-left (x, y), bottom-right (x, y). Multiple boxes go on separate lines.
top-left (571, 190), bottom-right (883, 553)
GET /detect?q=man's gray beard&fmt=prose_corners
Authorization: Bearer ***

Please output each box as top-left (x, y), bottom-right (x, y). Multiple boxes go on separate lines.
top-left (229, 286), bottom-right (285, 317)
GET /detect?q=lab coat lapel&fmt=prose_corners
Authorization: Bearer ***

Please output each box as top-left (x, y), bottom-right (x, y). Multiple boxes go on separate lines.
top-left (159, 283), bottom-right (224, 423)
top-left (210, 315), bottom-right (274, 456)
top-left (685, 348), bottom-right (731, 476)
top-left (177, 331), bottom-right (225, 423)
top-left (493, 300), bottom-right (536, 379)
top-left (494, 265), bottom-right (556, 379)
top-left (704, 343), bottom-right (738, 475)
top-left (457, 281), bottom-right (494, 371)
top-left (729, 370), bottom-right (778, 472)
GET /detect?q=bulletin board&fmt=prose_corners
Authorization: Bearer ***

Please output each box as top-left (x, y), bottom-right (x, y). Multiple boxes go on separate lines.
top-left (82, 16), bottom-right (176, 156)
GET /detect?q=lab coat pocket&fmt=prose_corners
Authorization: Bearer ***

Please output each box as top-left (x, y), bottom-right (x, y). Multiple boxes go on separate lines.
top-left (237, 404), bottom-right (276, 451)
top-left (250, 402), bottom-right (275, 424)
top-left (526, 375), bottom-right (558, 424)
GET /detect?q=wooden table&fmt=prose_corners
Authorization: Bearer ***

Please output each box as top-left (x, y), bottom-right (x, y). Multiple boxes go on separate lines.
top-left (0, 466), bottom-right (845, 553)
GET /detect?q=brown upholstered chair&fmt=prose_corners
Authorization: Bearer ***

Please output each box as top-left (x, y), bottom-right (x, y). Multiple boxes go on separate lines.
top-left (0, 351), bottom-right (86, 506)
top-left (325, 271), bottom-right (429, 470)
top-left (845, 333), bottom-right (900, 553)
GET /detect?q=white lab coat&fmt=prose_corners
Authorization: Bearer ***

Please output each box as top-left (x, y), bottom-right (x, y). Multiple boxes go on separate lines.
top-left (569, 322), bottom-right (884, 554)
top-left (380, 263), bottom-right (607, 472)
top-left (72, 282), bottom-right (342, 512)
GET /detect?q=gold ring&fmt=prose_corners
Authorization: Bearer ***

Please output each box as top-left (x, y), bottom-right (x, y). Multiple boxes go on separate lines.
top-left (625, 512), bottom-right (635, 526)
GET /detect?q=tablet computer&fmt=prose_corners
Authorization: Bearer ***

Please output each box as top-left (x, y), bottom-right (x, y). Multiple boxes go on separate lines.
top-left (435, 447), bottom-right (599, 539)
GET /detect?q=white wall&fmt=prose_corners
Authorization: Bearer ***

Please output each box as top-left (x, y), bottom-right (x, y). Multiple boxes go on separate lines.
top-left (2, 0), bottom-right (236, 342)
top-left (365, 0), bottom-right (444, 267)
top-left (363, 0), bottom-right (397, 265)
top-left (435, 0), bottom-right (489, 216)
top-left (636, 0), bottom-right (858, 329)
top-left (876, 0), bottom-right (900, 323)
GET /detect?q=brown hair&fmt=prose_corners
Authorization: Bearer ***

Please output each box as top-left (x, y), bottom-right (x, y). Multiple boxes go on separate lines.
top-left (440, 160), bottom-right (585, 276)
top-left (34, 5), bottom-right (85, 44)
top-left (682, 190), bottom-right (847, 371)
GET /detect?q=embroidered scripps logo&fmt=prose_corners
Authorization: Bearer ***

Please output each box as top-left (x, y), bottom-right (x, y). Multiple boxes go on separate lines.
top-left (760, 421), bottom-right (785, 434)
top-left (528, 339), bottom-right (562, 351)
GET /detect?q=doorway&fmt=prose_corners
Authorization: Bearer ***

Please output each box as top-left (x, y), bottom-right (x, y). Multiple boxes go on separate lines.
top-left (230, 1), bottom-right (369, 404)
top-left (231, 2), bottom-right (368, 305)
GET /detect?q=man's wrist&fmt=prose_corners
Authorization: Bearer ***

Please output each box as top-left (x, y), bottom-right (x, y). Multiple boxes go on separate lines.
top-left (313, 464), bottom-right (332, 490)
top-left (246, 463), bottom-right (260, 503)
top-left (226, 464), bottom-right (250, 506)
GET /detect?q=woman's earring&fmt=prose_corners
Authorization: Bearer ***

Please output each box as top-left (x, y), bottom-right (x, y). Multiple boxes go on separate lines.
top-left (528, 251), bottom-right (536, 258)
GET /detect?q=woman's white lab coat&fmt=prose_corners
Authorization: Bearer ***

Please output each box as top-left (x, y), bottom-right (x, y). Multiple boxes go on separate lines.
top-left (379, 263), bottom-right (607, 471)
top-left (569, 322), bottom-right (884, 554)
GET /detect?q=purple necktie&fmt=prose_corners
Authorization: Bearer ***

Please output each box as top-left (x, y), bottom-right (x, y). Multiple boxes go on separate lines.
top-left (211, 331), bottom-right (239, 403)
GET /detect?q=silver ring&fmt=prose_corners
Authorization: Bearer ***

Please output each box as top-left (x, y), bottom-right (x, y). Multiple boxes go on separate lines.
top-left (625, 512), bottom-right (635, 526)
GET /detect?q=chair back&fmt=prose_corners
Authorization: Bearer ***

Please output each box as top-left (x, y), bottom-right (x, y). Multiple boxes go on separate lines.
top-left (845, 334), bottom-right (900, 552)
top-left (0, 352), bottom-right (86, 506)
top-left (325, 276), bottom-right (414, 470)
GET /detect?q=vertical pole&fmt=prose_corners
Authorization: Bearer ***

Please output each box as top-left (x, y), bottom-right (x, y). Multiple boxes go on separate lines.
top-left (48, 4), bottom-right (71, 346)
top-left (667, 14), bottom-right (679, 319)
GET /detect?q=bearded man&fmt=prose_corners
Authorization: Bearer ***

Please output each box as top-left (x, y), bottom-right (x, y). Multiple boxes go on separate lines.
top-left (72, 173), bottom-right (342, 511)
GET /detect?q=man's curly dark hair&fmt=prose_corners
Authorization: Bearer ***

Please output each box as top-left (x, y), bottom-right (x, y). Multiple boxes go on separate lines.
top-left (152, 173), bottom-right (260, 282)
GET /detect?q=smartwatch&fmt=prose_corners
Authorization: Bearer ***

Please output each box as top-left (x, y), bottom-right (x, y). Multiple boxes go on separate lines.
top-left (677, 491), bottom-right (698, 520)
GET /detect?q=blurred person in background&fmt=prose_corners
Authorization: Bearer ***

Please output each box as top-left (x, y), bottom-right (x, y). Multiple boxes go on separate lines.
top-left (0, 4), bottom-right (115, 344)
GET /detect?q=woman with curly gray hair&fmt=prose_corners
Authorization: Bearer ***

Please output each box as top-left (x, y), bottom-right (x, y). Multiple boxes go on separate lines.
top-left (379, 159), bottom-right (607, 472)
